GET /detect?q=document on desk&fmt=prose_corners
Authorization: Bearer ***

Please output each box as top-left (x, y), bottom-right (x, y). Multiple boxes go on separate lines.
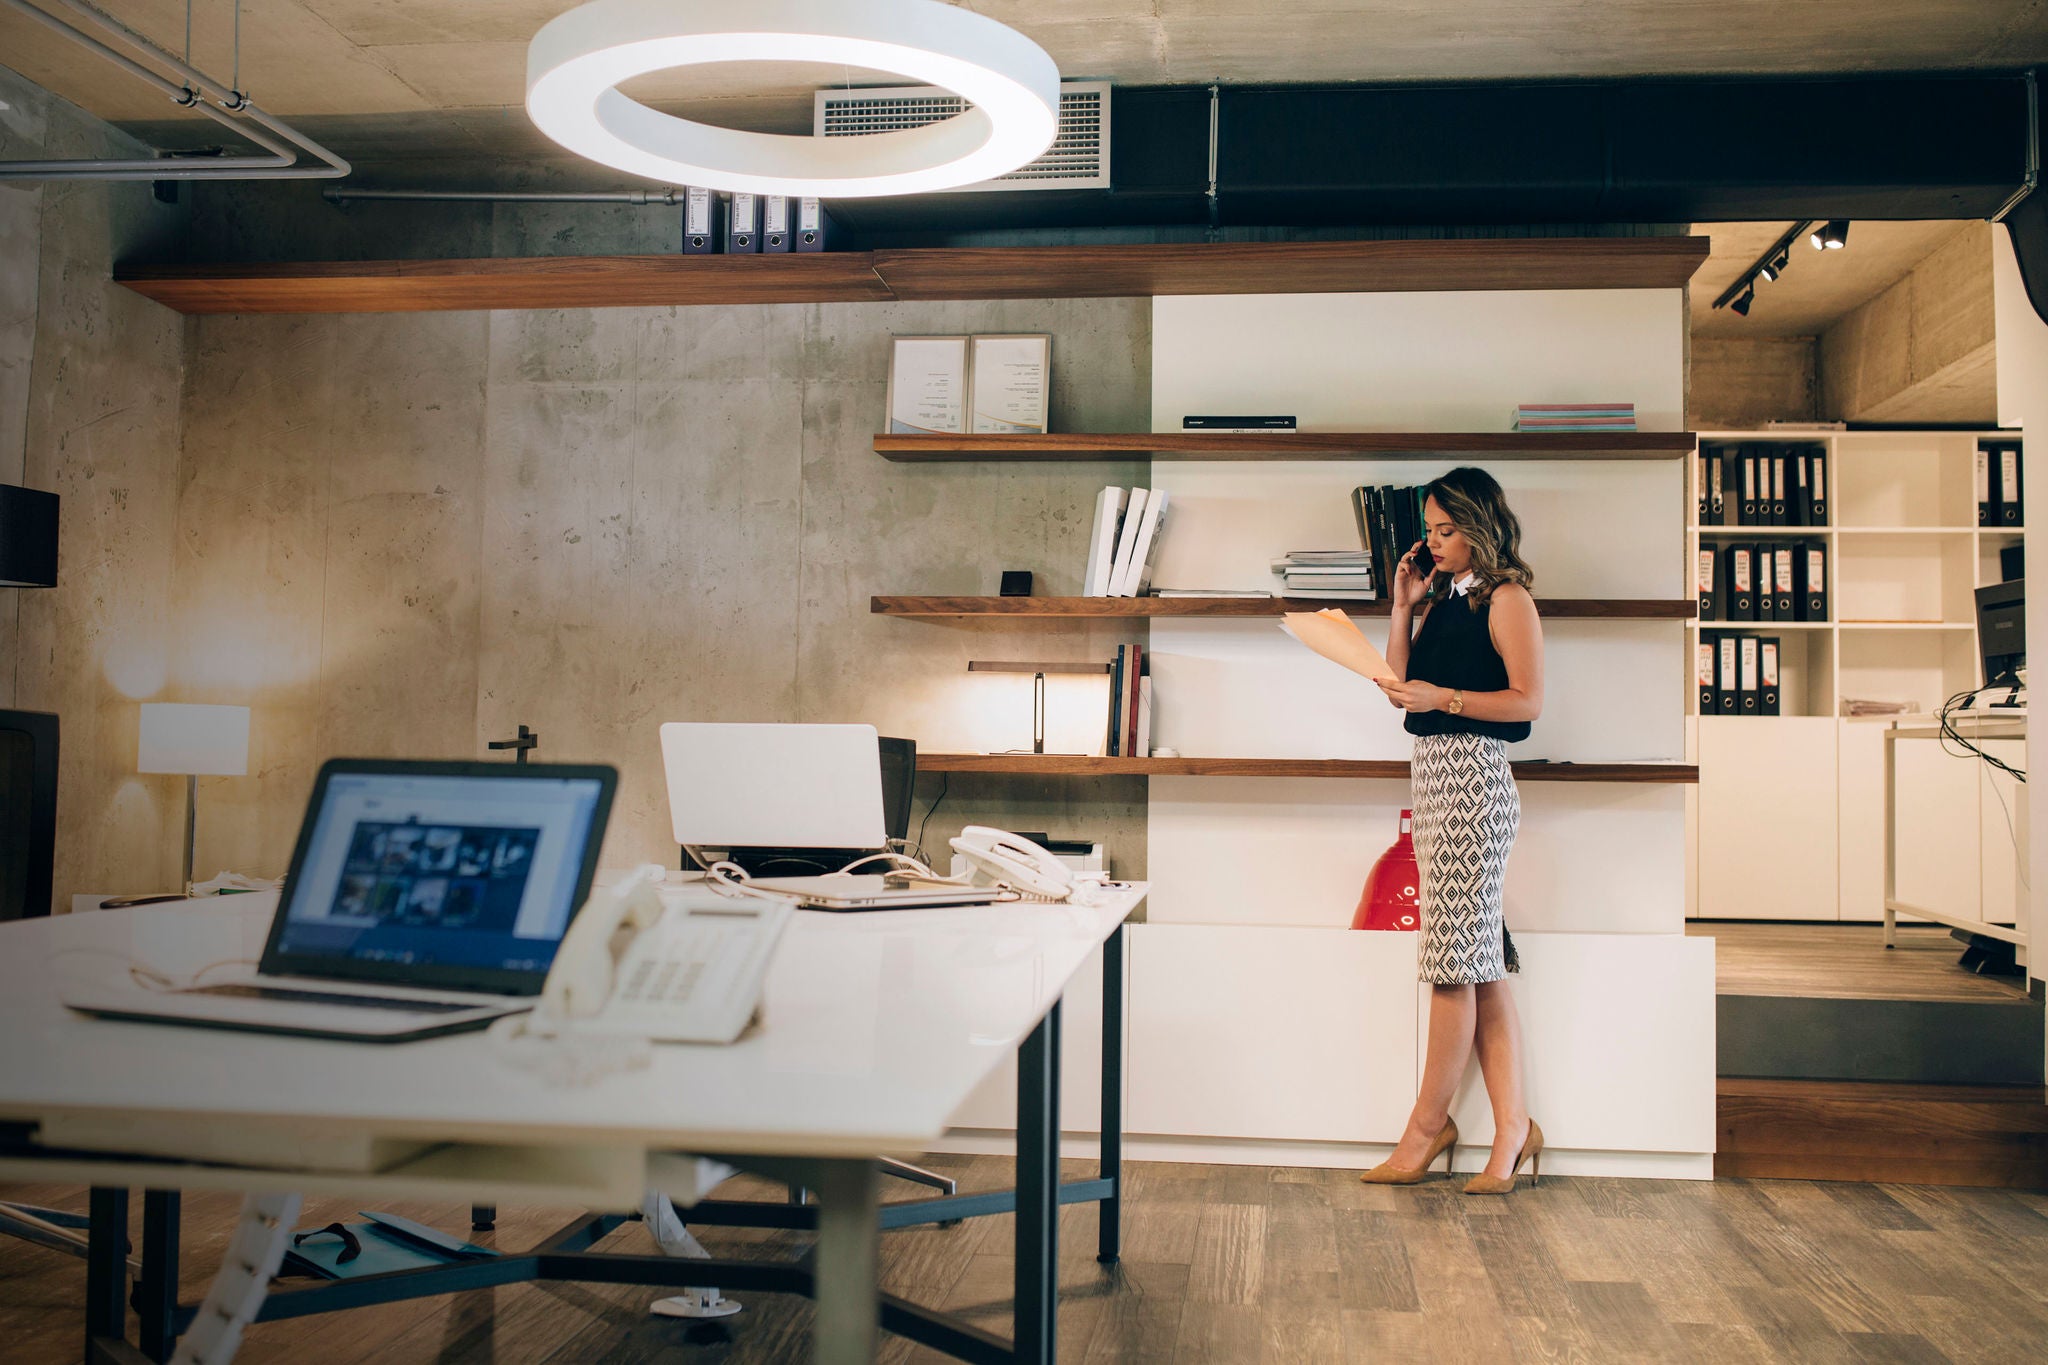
top-left (1280, 608), bottom-right (1397, 682)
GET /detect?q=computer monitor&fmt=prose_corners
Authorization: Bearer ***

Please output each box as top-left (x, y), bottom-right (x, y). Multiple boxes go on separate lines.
top-left (661, 723), bottom-right (908, 875)
top-left (1975, 579), bottom-right (2025, 690)
top-left (0, 710), bottom-right (58, 921)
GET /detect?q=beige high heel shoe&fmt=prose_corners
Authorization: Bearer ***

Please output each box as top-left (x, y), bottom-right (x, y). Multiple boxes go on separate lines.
top-left (1463, 1119), bottom-right (1543, 1195)
top-left (1360, 1118), bottom-right (1458, 1185)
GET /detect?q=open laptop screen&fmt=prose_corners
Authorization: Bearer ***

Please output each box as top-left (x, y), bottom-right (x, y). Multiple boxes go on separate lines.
top-left (264, 761), bottom-right (614, 995)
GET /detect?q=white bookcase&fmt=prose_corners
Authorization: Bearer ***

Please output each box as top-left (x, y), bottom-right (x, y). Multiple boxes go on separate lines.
top-left (1689, 430), bottom-right (2026, 924)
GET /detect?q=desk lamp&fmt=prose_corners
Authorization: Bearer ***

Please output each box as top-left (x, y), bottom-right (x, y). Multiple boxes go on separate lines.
top-left (138, 703), bottom-right (249, 895)
top-left (967, 660), bottom-right (1110, 754)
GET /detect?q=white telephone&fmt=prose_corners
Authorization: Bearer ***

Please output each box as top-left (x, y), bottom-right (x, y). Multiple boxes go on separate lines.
top-left (530, 864), bottom-right (792, 1045)
top-left (948, 827), bottom-right (1081, 902)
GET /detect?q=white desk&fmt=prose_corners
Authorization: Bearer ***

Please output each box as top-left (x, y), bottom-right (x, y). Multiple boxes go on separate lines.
top-left (1883, 710), bottom-right (2027, 956)
top-left (0, 883), bottom-right (1146, 1365)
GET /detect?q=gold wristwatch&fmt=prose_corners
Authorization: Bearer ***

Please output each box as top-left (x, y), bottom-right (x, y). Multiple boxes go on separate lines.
top-left (1446, 689), bottom-right (1465, 715)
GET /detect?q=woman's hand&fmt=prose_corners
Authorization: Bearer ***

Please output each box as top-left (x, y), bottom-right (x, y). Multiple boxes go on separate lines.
top-left (1377, 678), bottom-right (1451, 713)
top-left (1390, 541), bottom-right (1432, 611)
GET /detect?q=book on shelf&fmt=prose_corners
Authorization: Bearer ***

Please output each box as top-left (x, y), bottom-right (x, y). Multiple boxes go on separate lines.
top-left (1842, 698), bottom-right (1919, 717)
top-left (1352, 481), bottom-right (1427, 593)
top-left (1107, 488), bottom-right (1150, 597)
top-left (1083, 487), bottom-right (1128, 597)
top-left (1105, 644), bottom-right (1148, 756)
top-left (1511, 402), bottom-right (1636, 432)
top-left (1113, 490), bottom-right (1171, 597)
top-left (1153, 588), bottom-right (1272, 598)
top-left (1272, 548), bottom-right (1376, 597)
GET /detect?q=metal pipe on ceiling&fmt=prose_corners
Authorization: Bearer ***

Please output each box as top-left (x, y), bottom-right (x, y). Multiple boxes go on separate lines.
top-left (0, 0), bottom-right (347, 181)
top-left (323, 188), bottom-right (682, 205)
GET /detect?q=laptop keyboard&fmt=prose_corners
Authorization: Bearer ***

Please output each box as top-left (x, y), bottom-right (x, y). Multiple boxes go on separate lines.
top-left (183, 984), bottom-right (479, 1014)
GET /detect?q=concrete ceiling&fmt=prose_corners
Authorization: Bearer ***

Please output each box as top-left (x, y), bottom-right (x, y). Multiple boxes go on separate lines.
top-left (3, 1), bottom-right (2047, 168)
top-left (1690, 220), bottom-right (1977, 338)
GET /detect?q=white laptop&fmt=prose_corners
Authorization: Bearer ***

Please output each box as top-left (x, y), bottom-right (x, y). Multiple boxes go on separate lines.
top-left (658, 722), bottom-right (1006, 911)
top-left (63, 758), bottom-right (617, 1042)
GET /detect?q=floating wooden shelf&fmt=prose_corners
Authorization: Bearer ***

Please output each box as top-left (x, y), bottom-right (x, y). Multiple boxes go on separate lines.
top-left (873, 595), bottom-right (1695, 620)
top-left (918, 754), bottom-right (1697, 783)
top-left (116, 236), bottom-right (1709, 316)
top-left (875, 431), bottom-right (1696, 461)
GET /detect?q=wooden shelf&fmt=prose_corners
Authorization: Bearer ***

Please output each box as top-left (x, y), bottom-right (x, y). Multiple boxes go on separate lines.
top-left (876, 431), bottom-right (1696, 461)
top-left (918, 753), bottom-right (1697, 783)
top-left (115, 236), bottom-right (1709, 316)
top-left (873, 595), bottom-right (1695, 620)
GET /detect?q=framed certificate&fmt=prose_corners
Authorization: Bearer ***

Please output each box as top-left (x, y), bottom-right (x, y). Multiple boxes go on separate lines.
top-left (969, 333), bottom-right (1051, 434)
top-left (886, 335), bottom-right (970, 434)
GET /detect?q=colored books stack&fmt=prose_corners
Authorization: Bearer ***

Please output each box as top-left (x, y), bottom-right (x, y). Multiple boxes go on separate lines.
top-left (1270, 550), bottom-right (1376, 600)
top-left (1512, 402), bottom-right (1636, 431)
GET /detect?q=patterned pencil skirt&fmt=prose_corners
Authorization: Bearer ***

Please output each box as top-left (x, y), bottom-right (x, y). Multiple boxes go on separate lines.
top-left (1410, 732), bottom-right (1521, 985)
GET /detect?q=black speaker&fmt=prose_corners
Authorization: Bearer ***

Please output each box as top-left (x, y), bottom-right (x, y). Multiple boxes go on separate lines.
top-left (1000, 570), bottom-right (1033, 597)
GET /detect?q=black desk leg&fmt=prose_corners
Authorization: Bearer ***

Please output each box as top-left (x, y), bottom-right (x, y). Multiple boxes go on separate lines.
top-left (1016, 1000), bottom-right (1061, 1364)
top-left (137, 1191), bottom-right (180, 1363)
top-left (85, 1188), bottom-right (129, 1360)
top-left (1098, 924), bottom-right (1124, 1265)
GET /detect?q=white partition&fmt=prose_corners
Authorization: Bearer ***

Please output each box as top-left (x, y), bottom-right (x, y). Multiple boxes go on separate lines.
top-left (1149, 619), bottom-right (1685, 762)
top-left (1146, 776), bottom-right (1685, 934)
top-left (1426, 932), bottom-right (1716, 1162)
top-left (1126, 923), bottom-right (1418, 1143)
top-left (945, 941), bottom-right (1109, 1133)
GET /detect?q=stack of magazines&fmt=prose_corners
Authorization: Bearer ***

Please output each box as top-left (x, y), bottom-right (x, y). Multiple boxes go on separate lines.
top-left (1512, 402), bottom-right (1636, 431)
top-left (1271, 550), bottom-right (1376, 600)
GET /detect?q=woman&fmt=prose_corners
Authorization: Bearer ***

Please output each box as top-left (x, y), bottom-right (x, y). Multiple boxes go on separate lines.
top-left (1364, 467), bottom-right (1545, 1195)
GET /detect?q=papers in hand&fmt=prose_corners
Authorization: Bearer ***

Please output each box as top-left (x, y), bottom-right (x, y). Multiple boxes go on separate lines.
top-left (1280, 608), bottom-right (1396, 682)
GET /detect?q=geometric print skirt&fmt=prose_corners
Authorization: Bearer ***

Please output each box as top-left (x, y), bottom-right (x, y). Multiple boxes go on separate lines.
top-left (1410, 732), bottom-right (1522, 985)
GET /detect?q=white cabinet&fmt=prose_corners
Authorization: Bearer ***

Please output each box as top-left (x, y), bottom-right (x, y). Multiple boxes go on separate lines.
top-left (946, 941), bottom-right (1111, 1132)
top-left (1426, 932), bottom-right (1717, 1159)
top-left (1126, 923), bottom-right (1418, 1143)
top-left (1837, 720), bottom-right (1981, 924)
top-left (1696, 715), bottom-right (1838, 920)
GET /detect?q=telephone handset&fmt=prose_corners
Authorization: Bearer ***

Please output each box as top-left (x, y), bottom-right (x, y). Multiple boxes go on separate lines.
top-left (948, 827), bottom-right (1078, 902)
top-left (532, 864), bottom-right (792, 1045)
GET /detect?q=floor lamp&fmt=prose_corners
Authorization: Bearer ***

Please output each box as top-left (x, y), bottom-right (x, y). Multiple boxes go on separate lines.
top-left (138, 703), bottom-right (250, 895)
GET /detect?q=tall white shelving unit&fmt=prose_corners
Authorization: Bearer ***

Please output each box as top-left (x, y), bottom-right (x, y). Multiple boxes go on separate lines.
top-left (1689, 430), bottom-right (2027, 925)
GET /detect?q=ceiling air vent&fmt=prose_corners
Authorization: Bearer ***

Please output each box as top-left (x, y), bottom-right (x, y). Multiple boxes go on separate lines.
top-left (813, 80), bottom-right (1109, 192)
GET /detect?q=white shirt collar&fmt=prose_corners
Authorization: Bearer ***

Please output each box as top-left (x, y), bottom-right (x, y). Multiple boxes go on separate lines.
top-left (1449, 572), bottom-right (1477, 597)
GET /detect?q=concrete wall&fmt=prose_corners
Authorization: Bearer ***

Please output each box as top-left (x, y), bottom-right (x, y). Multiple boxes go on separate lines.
top-left (1688, 336), bottom-right (1817, 428)
top-left (1821, 221), bottom-right (1998, 424)
top-left (0, 63), bottom-right (187, 901)
top-left (168, 299), bottom-right (1153, 892)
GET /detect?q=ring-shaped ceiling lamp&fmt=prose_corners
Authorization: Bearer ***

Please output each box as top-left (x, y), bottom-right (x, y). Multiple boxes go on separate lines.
top-left (526, 0), bottom-right (1060, 198)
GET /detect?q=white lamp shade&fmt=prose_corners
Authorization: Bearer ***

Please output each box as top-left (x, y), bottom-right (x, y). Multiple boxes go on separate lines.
top-left (138, 703), bottom-right (250, 777)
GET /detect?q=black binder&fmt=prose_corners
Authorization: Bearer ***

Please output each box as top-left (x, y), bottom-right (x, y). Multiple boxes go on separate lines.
top-left (1698, 633), bottom-right (1718, 713)
top-left (1740, 448), bottom-right (1760, 525)
top-left (1798, 539), bottom-right (1827, 621)
top-left (1772, 545), bottom-right (1796, 618)
top-left (1755, 546), bottom-right (1775, 623)
top-left (1999, 443), bottom-right (2024, 526)
top-left (1977, 444), bottom-right (1996, 526)
top-left (1696, 454), bottom-right (1708, 524)
top-left (760, 196), bottom-right (793, 252)
top-left (1770, 451), bottom-right (1789, 524)
top-left (1809, 449), bottom-right (1827, 525)
top-left (1708, 452), bottom-right (1728, 525)
top-left (1726, 544), bottom-right (1756, 621)
top-left (1738, 635), bottom-right (1760, 715)
top-left (1789, 450), bottom-right (1809, 526)
top-left (1717, 634), bottom-right (1740, 714)
top-left (1760, 637), bottom-right (1782, 716)
top-left (794, 197), bottom-right (838, 252)
top-left (726, 192), bottom-right (762, 252)
top-left (682, 187), bottom-right (725, 253)
top-left (1696, 546), bottom-right (1718, 621)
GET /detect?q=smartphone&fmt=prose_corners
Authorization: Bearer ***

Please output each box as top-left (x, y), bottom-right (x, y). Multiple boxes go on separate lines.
top-left (1411, 540), bottom-right (1435, 577)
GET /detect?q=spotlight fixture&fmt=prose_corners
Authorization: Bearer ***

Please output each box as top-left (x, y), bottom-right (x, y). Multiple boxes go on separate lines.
top-left (1811, 219), bottom-right (1849, 250)
top-left (1731, 288), bottom-right (1755, 317)
top-left (1712, 220), bottom-right (1815, 316)
top-left (1758, 250), bottom-right (1790, 282)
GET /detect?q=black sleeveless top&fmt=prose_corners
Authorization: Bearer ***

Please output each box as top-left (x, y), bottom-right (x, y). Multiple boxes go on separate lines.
top-left (1403, 586), bottom-right (1531, 742)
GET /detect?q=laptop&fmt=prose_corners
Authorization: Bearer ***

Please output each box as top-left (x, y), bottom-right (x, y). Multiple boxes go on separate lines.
top-left (63, 758), bottom-right (617, 1042)
top-left (658, 722), bottom-right (1006, 911)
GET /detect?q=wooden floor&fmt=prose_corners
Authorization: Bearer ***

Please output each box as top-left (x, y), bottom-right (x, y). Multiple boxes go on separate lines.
top-left (7, 1154), bottom-right (2048, 1363)
top-left (1689, 921), bottom-right (2033, 1002)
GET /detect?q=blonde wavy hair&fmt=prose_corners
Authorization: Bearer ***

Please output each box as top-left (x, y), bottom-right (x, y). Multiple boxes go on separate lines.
top-left (1422, 466), bottom-right (1535, 610)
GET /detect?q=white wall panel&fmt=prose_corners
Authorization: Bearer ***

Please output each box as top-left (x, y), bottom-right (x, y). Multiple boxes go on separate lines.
top-left (1148, 620), bottom-right (1685, 762)
top-left (1127, 924), bottom-right (1417, 1143)
top-left (1151, 291), bottom-right (1686, 433)
top-left (1146, 776), bottom-right (1683, 933)
top-left (1424, 932), bottom-right (1716, 1160)
top-left (1147, 459), bottom-right (1684, 600)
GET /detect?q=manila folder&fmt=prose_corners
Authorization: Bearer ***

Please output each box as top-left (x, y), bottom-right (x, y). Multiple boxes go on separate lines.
top-left (1280, 608), bottom-right (1396, 682)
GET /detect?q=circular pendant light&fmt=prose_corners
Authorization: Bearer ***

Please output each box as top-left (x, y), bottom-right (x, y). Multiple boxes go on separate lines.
top-left (526, 0), bottom-right (1060, 198)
